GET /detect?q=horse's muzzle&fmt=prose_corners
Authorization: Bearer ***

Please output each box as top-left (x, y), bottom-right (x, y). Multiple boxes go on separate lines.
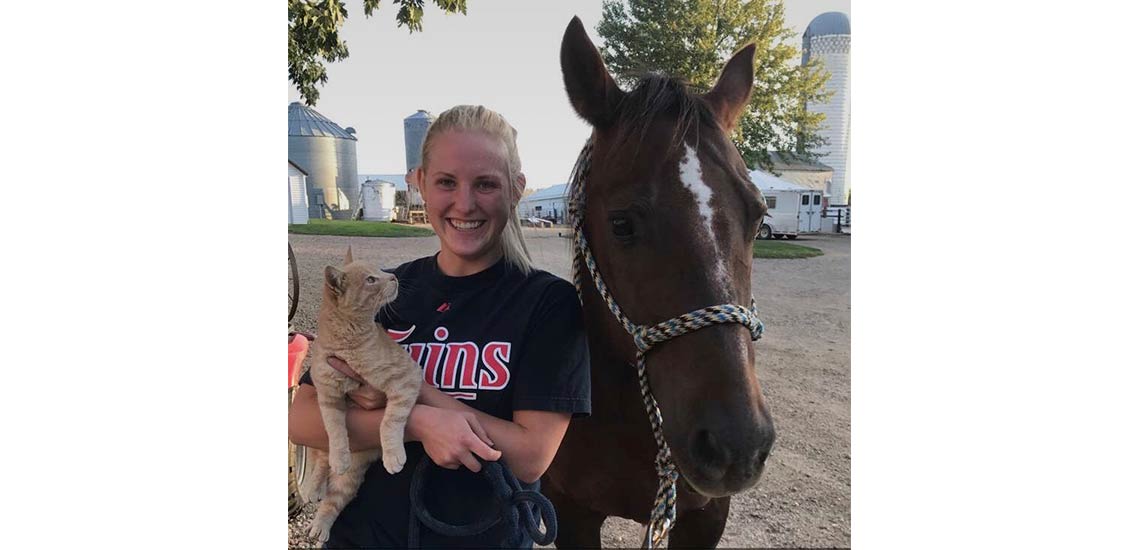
top-left (685, 417), bottom-right (775, 496)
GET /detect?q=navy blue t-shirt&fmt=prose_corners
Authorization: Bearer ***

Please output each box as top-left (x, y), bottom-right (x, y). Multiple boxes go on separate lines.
top-left (300, 254), bottom-right (591, 548)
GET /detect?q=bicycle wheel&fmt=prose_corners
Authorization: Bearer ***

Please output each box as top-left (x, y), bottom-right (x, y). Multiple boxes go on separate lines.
top-left (288, 385), bottom-right (308, 516)
top-left (288, 244), bottom-right (300, 322)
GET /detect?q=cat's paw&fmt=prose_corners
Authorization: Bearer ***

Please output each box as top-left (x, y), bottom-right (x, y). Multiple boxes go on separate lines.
top-left (308, 514), bottom-right (334, 544)
top-left (330, 450), bottom-right (351, 475)
top-left (298, 474), bottom-right (327, 504)
top-left (382, 445), bottom-right (407, 474)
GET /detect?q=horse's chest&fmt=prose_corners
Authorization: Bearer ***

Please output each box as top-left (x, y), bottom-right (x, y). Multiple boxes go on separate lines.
top-left (549, 419), bottom-right (711, 520)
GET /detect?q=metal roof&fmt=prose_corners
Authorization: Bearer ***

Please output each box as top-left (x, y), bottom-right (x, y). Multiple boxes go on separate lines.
top-left (804, 12), bottom-right (850, 38)
top-left (762, 150), bottom-right (833, 173)
top-left (358, 173), bottom-right (408, 191)
top-left (521, 184), bottom-right (569, 202)
top-left (289, 102), bottom-right (358, 140)
top-left (749, 170), bottom-right (810, 193)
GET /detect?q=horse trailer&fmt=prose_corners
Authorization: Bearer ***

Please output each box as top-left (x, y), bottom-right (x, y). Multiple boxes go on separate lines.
top-left (750, 170), bottom-right (824, 239)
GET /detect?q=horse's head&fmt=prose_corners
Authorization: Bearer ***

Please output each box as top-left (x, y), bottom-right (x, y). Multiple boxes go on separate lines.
top-left (561, 17), bottom-right (773, 498)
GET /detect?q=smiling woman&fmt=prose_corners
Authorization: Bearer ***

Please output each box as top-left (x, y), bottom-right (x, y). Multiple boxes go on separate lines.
top-left (415, 105), bottom-right (533, 277)
top-left (288, 104), bottom-right (591, 548)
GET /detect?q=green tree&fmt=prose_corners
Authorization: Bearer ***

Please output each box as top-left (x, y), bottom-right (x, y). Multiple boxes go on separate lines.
top-left (596, 0), bottom-right (831, 171)
top-left (288, 0), bottom-right (467, 106)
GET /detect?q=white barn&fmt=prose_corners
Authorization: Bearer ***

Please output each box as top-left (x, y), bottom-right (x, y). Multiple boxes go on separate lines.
top-left (288, 160), bottom-right (309, 224)
top-left (519, 184), bottom-right (569, 224)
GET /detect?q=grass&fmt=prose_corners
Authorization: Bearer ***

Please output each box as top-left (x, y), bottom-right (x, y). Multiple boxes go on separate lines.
top-left (753, 239), bottom-right (824, 259)
top-left (288, 219), bottom-right (436, 237)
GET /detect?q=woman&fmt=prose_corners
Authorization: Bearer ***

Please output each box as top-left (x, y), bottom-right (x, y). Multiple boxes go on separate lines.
top-left (288, 105), bottom-right (591, 548)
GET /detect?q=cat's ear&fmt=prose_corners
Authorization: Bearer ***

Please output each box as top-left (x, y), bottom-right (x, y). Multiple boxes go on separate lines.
top-left (344, 247), bottom-right (354, 265)
top-left (325, 265), bottom-right (346, 296)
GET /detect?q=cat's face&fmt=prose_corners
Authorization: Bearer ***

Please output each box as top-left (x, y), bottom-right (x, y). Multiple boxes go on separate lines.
top-left (323, 262), bottom-right (398, 313)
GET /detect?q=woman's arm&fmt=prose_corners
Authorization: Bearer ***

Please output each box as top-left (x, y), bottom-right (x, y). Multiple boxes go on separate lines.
top-left (288, 384), bottom-right (502, 470)
top-left (288, 383), bottom-right (386, 451)
top-left (419, 385), bottom-right (572, 484)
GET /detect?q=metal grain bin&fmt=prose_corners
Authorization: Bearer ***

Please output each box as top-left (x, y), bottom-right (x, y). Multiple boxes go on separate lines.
top-left (403, 110), bottom-right (433, 173)
top-left (288, 102), bottom-right (360, 219)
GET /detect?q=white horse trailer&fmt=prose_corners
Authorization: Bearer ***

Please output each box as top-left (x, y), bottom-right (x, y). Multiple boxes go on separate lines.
top-left (749, 170), bottom-right (823, 239)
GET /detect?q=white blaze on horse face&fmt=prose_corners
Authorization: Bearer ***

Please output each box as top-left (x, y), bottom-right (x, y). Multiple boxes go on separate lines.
top-left (678, 143), bottom-right (731, 294)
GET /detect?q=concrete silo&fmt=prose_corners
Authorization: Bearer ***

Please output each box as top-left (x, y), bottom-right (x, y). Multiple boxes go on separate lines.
top-left (803, 12), bottom-right (851, 205)
top-left (288, 102), bottom-right (360, 219)
top-left (402, 110), bottom-right (433, 221)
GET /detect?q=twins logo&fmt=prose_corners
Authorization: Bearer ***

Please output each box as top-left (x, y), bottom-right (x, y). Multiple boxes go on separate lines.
top-left (386, 325), bottom-right (511, 401)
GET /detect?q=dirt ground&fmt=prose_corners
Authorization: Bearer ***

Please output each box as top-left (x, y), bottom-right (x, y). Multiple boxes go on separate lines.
top-left (288, 228), bottom-right (850, 548)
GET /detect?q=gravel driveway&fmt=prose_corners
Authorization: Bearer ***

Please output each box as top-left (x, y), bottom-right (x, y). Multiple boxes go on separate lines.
top-left (288, 228), bottom-right (850, 548)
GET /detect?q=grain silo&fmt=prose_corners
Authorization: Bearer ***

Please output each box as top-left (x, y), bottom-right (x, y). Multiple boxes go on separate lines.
top-left (403, 110), bottom-right (432, 221)
top-left (404, 110), bottom-right (432, 172)
top-left (802, 12), bottom-right (850, 205)
top-left (288, 102), bottom-right (360, 219)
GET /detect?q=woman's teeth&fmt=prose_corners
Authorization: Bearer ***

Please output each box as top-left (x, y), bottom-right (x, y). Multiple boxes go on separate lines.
top-left (448, 219), bottom-right (485, 231)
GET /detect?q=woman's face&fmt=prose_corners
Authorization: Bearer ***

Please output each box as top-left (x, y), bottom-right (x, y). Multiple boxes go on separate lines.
top-left (418, 130), bottom-right (517, 276)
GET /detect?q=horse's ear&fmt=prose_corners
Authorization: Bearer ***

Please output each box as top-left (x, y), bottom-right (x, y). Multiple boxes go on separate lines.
top-left (703, 44), bottom-right (756, 132)
top-left (561, 16), bottom-right (624, 127)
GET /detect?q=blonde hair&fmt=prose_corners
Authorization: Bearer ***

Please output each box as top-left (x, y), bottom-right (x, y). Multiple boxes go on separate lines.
top-left (420, 105), bottom-right (533, 275)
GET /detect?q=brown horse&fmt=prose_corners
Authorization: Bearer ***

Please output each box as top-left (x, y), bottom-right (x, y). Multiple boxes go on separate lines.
top-left (540, 18), bottom-right (775, 548)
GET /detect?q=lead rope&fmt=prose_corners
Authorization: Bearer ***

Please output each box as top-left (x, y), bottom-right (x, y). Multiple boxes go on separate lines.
top-left (566, 138), bottom-right (765, 548)
top-left (408, 455), bottom-right (557, 548)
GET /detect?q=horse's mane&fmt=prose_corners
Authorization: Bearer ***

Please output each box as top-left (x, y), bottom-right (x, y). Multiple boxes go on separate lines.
top-left (612, 73), bottom-right (718, 163)
top-left (570, 73), bottom-right (720, 208)
top-left (570, 74), bottom-right (720, 206)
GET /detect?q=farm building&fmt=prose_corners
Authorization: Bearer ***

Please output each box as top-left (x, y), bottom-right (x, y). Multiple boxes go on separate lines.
top-left (759, 151), bottom-right (834, 206)
top-left (358, 173), bottom-right (416, 222)
top-left (358, 173), bottom-right (408, 190)
top-left (288, 102), bottom-right (360, 219)
top-left (360, 179), bottom-right (396, 221)
top-left (519, 184), bottom-right (569, 224)
top-left (288, 161), bottom-right (309, 225)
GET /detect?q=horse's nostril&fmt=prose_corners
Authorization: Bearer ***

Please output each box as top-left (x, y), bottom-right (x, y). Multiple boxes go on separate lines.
top-left (692, 429), bottom-right (729, 469)
top-left (750, 449), bottom-right (769, 474)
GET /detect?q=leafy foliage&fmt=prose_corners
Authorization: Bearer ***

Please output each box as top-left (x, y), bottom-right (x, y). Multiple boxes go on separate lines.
top-left (288, 0), bottom-right (468, 106)
top-left (597, 0), bottom-right (832, 171)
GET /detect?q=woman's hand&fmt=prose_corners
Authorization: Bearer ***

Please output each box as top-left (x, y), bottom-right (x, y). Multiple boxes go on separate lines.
top-left (327, 356), bottom-right (388, 409)
top-left (347, 385), bottom-right (387, 410)
top-left (410, 405), bottom-right (502, 472)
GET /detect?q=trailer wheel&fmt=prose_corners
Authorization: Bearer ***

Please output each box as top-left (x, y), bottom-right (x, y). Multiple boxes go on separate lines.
top-left (758, 224), bottom-right (772, 240)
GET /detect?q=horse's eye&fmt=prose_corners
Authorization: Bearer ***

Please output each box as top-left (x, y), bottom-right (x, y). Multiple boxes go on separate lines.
top-left (611, 216), bottom-right (634, 239)
top-left (366, 276), bottom-right (377, 284)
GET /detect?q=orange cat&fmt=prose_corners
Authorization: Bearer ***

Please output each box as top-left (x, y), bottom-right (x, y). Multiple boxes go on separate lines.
top-left (300, 248), bottom-right (422, 543)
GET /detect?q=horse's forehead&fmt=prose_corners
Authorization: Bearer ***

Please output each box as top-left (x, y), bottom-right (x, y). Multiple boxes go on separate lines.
top-left (676, 141), bottom-right (733, 296)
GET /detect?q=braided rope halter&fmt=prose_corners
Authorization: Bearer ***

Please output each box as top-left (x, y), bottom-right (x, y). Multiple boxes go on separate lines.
top-left (566, 137), bottom-right (765, 548)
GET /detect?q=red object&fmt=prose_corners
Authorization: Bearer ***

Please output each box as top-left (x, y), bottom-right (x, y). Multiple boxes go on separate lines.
top-left (289, 333), bottom-right (310, 387)
top-left (437, 302), bottom-right (450, 313)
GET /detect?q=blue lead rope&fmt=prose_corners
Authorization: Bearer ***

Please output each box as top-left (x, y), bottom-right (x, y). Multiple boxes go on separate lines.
top-left (407, 454), bottom-right (557, 548)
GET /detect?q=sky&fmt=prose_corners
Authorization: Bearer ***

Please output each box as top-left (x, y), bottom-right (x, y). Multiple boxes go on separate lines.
top-left (288, 0), bottom-right (851, 190)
